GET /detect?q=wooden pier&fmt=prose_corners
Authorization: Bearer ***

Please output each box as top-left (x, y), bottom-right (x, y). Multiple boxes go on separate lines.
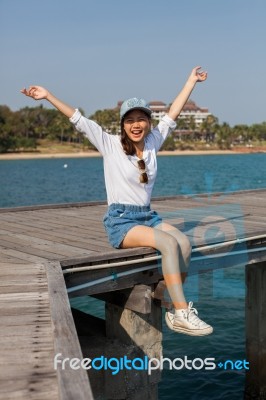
top-left (0, 189), bottom-right (266, 399)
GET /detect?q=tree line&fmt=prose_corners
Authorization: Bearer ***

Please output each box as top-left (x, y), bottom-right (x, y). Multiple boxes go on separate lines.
top-left (0, 104), bottom-right (266, 153)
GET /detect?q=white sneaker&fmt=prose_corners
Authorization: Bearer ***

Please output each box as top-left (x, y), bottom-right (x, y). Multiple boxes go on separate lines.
top-left (165, 302), bottom-right (213, 336)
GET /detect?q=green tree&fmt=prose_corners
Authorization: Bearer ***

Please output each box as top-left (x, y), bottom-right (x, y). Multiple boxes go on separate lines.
top-left (249, 122), bottom-right (266, 142)
top-left (216, 122), bottom-right (233, 149)
top-left (53, 112), bottom-right (73, 142)
top-left (160, 134), bottom-right (176, 151)
top-left (188, 116), bottom-right (196, 137)
top-left (232, 124), bottom-right (251, 144)
top-left (0, 106), bottom-right (19, 152)
top-left (200, 114), bottom-right (219, 142)
top-left (174, 117), bottom-right (188, 141)
top-left (89, 108), bottom-right (120, 133)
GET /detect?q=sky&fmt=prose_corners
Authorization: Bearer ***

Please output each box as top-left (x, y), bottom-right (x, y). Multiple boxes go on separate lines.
top-left (0, 0), bottom-right (266, 126)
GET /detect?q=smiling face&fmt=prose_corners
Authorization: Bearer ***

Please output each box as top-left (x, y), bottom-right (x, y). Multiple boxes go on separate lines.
top-left (122, 109), bottom-right (151, 146)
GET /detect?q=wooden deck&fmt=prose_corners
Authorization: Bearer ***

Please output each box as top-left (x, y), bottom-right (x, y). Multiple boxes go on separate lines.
top-left (0, 189), bottom-right (266, 399)
top-left (1, 189), bottom-right (266, 265)
top-left (0, 262), bottom-right (58, 399)
top-left (0, 259), bottom-right (93, 400)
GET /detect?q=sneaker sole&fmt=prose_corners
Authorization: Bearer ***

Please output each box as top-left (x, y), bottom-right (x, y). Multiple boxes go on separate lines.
top-left (165, 313), bottom-right (213, 336)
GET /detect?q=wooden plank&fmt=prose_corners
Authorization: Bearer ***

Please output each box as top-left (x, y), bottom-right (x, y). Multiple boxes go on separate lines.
top-left (48, 208), bottom-right (106, 218)
top-left (60, 247), bottom-right (156, 267)
top-left (66, 266), bottom-right (163, 297)
top-left (0, 200), bottom-right (107, 213)
top-left (0, 213), bottom-right (106, 239)
top-left (0, 221), bottom-right (109, 254)
top-left (0, 231), bottom-right (100, 260)
top-left (44, 260), bottom-right (93, 400)
top-left (0, 379), bottom-right (58, 400)
top-left (155, 198), bottom-right (266, 213)
top-left (0, 209), bottom-right (106, 229)
top-left (0, 262), bottom-right (59, 400)
top-left (0, 255), bottom-right (27, 264)
top-left (0, 246), bottom-right (48, 263)
top-left (0, 239), bottom-right (68, 260)
top-left (0, 210), bottom-right (104, 230)
top-left (0, 313), bottom-right (51, 325)
top-left (0, 230), bottom-right (96, 257)
top-left (44, 208), bottom-right (106, 219)
top-left (0, 221), bottom-right (109, 251)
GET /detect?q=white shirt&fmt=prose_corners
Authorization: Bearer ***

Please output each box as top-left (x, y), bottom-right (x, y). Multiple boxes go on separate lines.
top-left (70, 110), bottom-right (176, 206)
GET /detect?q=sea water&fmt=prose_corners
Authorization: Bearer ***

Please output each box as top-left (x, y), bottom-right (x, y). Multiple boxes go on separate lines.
top-left (1, 153), bottom-right (266, 399)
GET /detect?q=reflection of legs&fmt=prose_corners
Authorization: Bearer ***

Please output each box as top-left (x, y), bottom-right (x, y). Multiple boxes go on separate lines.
top-left (121, 224), bottom-right (188, 309)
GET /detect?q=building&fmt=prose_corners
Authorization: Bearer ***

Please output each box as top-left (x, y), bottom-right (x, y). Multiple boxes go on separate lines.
top-left (178, 99), bottom-right (211, 128)
top-left (149, 101), bottom-right (168, 121)
top-left (117, 99), bottom-right (211, 128)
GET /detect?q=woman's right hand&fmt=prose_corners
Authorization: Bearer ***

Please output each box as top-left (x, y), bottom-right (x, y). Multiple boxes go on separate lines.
top-left (20, 85), bottom-right (49, 100)
top-left (20, 85), bottom-right (76, 118)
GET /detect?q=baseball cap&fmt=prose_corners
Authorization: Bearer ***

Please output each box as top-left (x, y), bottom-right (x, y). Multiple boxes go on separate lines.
top-left (120, 97), bottom-right (152, 120)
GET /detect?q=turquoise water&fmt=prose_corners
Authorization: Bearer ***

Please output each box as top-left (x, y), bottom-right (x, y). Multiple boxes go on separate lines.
top-left (1, 153), bottom-right (266, 399)
top-left (0, 153), bottom-right (265, 207)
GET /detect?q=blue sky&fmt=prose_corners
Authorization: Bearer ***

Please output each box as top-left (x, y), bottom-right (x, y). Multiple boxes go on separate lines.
top-left (1, 0), bottom-right (265, 126)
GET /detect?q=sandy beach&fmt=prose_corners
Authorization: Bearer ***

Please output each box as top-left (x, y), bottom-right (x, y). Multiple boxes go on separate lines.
top-left (0, 148), bottom-right (265, 160)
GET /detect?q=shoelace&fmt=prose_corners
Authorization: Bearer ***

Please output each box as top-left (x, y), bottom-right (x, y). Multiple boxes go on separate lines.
top-left (187, 302), bottom-right (198, 320)
top-left (187, 302), bottom-right (207, 327)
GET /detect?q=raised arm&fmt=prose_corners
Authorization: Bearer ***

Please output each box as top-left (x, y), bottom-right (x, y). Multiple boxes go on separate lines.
top-left (167, 66), bottom-right (207, 121)
top-left (20, 86), bottom-right (75, 118)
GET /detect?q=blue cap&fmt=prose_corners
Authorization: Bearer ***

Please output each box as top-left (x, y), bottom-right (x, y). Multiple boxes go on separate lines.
top-left (120, 97), bottom-right (152, 120)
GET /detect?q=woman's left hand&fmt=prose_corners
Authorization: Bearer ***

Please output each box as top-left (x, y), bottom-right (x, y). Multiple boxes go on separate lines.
top-left (189, 66), bottom-right (208, 83)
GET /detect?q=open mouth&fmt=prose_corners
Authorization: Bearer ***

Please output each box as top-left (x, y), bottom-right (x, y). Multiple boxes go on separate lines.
top-left (131, 130), bottom-right (142, 136)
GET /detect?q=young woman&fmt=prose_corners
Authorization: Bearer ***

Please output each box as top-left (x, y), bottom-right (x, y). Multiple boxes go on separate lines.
top-left (21, 66), bottom-right (213, 336)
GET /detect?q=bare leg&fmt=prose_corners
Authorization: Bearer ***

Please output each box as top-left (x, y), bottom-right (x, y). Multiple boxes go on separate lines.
top-left (121, 224), bottom-right (191, 309)
top-left (155, 222), bottom-right (191, 282)
top-left (154, 222), bottom-right (191, 306)
top-left (122, 224), bottom-right (213, 335)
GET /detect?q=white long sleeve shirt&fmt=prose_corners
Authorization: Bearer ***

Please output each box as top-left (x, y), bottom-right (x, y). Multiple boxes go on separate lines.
top-left (70, 110), bottom-right (176, 206)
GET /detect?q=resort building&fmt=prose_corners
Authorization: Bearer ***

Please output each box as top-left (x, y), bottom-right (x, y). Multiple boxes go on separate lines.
top-left (149, 101), bottom-right (168, 121)
top-left (178, 99), bottom-right (211, 129)
top-left (117, 99), bottom-right (211, 128)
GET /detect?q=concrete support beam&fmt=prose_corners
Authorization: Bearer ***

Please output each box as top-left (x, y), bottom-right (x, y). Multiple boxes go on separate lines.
top-left (245, 261), bottom-right (266, 399)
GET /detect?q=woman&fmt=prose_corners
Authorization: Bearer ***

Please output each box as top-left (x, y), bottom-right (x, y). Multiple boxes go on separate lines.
top-left (21, 66), bottom-right (213, 336)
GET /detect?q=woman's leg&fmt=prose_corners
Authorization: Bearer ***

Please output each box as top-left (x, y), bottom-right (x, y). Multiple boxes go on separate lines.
top-left (154, 222), bottom-right (192, 307)
top-left (121, 224), bottom-right (188, 309)
top-left (155, 222), bottom-right (192, 282)
top-left (121, 224), bottom-right (213, 335)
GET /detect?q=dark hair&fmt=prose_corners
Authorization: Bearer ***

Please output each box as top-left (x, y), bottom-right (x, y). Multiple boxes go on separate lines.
top-left (120, 111), bottom-right (151, 156)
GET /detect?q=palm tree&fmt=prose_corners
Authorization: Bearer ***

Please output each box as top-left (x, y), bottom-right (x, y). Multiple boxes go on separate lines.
top-left (216, 122), bottom-right (233, 149)
top-left (90, 109), bottom-right (120, 133)
top-left (200, 114), bottom-right (219, 142)
top-left (188, 116), bottom-right (196, 140)
top-left (232, 124), bottom-right (250, 144)
top-left (175, 117), bottom-right (188, 141)
top-left (54, 112), bottom-right (73, 143)
top-left (250, 122), bottom-right (266, 142)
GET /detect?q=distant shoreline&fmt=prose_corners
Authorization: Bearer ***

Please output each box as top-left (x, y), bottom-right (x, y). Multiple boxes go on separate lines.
top-left (0, 148), bottom-right (265, 160)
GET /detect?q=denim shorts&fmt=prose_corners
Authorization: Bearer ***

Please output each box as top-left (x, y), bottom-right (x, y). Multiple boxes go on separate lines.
top-left (103, 203), bottom-right (163, 249)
